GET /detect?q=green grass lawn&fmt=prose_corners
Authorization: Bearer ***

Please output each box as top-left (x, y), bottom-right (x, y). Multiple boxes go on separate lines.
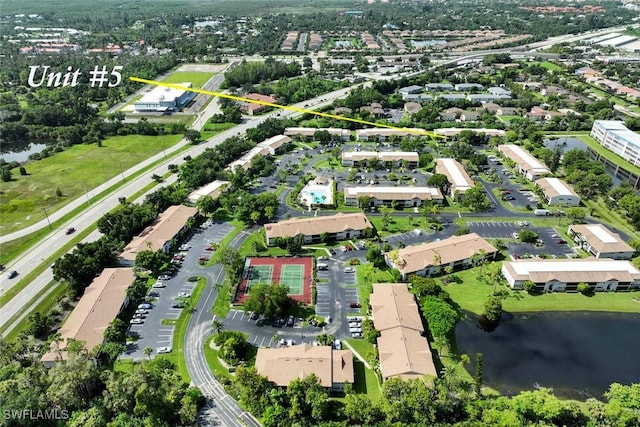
top-left (204, 335), bottom-right (233, 383)
top-left (351, 360), bottom-right (381, 401)
top-left (0, 134), bottom-right (182, 235)
top-left (162, 71), bottom-right (214, 89)
top-left (539, 61), bottom-right (563, 71)
top-left (202, 122), bottom-right (237, 132)
top-left (444, 266), bottom-right (640, 315)
top-left (367, 213), bottom-right (430, 236)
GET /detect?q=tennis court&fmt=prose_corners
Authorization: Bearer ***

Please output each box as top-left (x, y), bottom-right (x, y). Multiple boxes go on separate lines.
top-left (280, 265), bottom-right (305, 295)
top-left (234, 256), bottom-right (313, 304)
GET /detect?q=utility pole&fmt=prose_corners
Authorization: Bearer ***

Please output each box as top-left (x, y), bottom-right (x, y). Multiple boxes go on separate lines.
top-left (42, 206), bottom-right (52, 230)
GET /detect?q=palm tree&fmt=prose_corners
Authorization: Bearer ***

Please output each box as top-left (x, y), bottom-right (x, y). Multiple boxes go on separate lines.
top-left (143, 346), bottom-right (153, 360)
top-left (212, 319), bottom-right (224, 334)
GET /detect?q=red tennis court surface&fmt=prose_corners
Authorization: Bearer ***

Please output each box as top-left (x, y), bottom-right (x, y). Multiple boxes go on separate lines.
top-left (234, 256), bottom-right (313, 305)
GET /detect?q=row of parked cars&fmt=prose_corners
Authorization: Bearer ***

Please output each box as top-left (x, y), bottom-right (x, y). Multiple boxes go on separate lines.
top-left (348, 317), bottom-right (363, 338)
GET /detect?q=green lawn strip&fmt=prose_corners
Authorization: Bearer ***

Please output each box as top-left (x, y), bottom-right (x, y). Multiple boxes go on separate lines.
top-left (113, 358), bottom-right (135, 375)
top-left (203, 122), bottom-right (236, 132)
top-left (444, 266), bottom-right (640, 315)
top-left (0, 133), bottom-right (183, 236)
top-left (212, 279), bottom-right (233, 318)
top-left (576, 135), bottom-right (640, 177)
top-left (158, 276), bottom-right (207, 382)
top-left (203, 335), bottom-right (233, 383)
top-left (162, 71), bottom-right (215, 89)
top-left (366, 213), bottom-right (429, 236)
top-left (345, 339), bottom-right (380, 400)
top-left (1, 282), bottom-right (68, 340)
top-left (538, 61), bottom-right (563, 71)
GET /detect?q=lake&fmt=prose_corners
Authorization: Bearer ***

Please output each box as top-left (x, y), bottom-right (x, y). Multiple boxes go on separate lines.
top-left (0, 141), bottom-right (49, 163)
top-left (455, 311), bottom-right (640, 399)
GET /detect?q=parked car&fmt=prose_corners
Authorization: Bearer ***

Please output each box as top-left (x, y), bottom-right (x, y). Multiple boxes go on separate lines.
top-left (349, 327), bottom-right (362, 333)
top-left (148, 291), bottom-right (160, 298)
top-left (133, 313), bottom-right (146, 319)
top-left (138, 303), bottom-right (152, 309)
top-left (349, 302), bottom-right (361, 308)
top-left (135, 309), bottom-right (148, 314)
top-left (556, 239), bottom-right (567, 244)
top-left (205, 245), bottom-right (216, 251)
top-left (512, 232), bottom-right (520, 239)
top-left (172, 302), bottom-right (185, 309)
top-left (158, 274), bottom-right (171, 281)
top-left (177, 292), bottom-right (191, 298)
top-left (344, 267), bottom-right (355, 273)
top-left (178, 244), bottom-right (191, 251)
top-left (351, 332), bottom-right (363, 339)
top-left (198, 256), bottom-right (209, 262)
top-left (157, 346), bottom-right (172, 354)
top-left (286, 315), bottom-right (295, 327)
top-left (130, 318), bottom-right (144, 324)
top-left (334, 340), bottom-right (342, 350)
top-left (152, 282), bottom-right (166, 288)
top-left (65, 227), bottom-right (76, 235)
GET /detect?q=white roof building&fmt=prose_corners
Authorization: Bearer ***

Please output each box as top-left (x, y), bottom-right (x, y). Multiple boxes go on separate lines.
top-left (590, 120), bottom-right (640, 167)
top-left (568, 224), bottom-right (635, 260)
top-left (435, 158), bottom-right (475, 198)
top-left (498, 144), bottom-right (550, 180)
top-left (535, 177), bottom-right (581, 206)
top-left (187, 180), bottom-right (230, 204)
top-left (502, 258), bottom-right (640, 292)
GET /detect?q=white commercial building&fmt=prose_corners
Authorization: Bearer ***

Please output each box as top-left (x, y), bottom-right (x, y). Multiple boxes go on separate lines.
top-left (590, 120), bottom-right (640, 167)
top-left (498, 144), bottom-right (551, 180)
top-left (535, 177), bottom-right (581, 206)
top-left (502, 258), bottom-right (640, 292)
top-left (134, 82), bottom-right (196, 113)
top-left (435, 158), bottom-right (475, 199)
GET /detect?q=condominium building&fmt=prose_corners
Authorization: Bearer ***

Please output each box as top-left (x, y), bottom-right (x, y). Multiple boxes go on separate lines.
top-left (435, 158), bottom-right (475, 199)
top-left (341, 151), bottom-right (419, 167)
top-left (263, 212), bottom-right (373, 246)
top-left (535, 177), bottom-right (581, 206)
top-left (568, 224), bottom-right (635, 260)
top-left (498, 144), bottom-right (551, 181)
top-left (590, 120), bottom-right (640, 167)
top-left (502, 258), bottom-right (640, 292)
top-left (344, 186), bottom-right (443, 208)
top-left (284, 127), bottom-right (350, 141)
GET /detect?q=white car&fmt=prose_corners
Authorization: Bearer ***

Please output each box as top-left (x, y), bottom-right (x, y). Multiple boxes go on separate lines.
top-left (177, 292), bottom-right (191, 298)
top-left (351, 332), bottom-right (363, 339)
top-left (138, 303), bottom-right (152, 309)
top-left (135, 309), bottom-right (148, 314)
top-left (334, 340), bottom-right (342, 350)
top-left (349, 327), bottom-right (362, 333)
top-left (157, 346), bottom-right (172, 354)
top-left (512, 232), bottom-right (520, 239)
top-left (130, 318), bottom-right (144, 324)
top-left (152, 282), bottom-right (166, 288)
top-left (344, 267), bottom-right (355, 273)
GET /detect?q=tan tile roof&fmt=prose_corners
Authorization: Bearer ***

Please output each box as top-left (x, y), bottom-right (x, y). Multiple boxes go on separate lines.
top-left (389, 233), bottom-right (497, 274)
top-left (255, 344), bottom-right (354, 387)
top-left (121, 205), bottom-right (198, 261)
top-left (370, 283), bottom-right (424, 333)
top-left (568, 224), bottom-right (635, 255)
top-left (284, 127), bottom-right (350, 138)
top-left (42, 268), bottom-right (135, 362)
top-left (264, 212), bottom-right (373, 240)
top-left (377, 326), bottom-right (437, 380)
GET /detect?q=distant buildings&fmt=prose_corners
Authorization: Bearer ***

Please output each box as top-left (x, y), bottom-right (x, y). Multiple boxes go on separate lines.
top-left (41, 268), bottom-right (135, 365)
top-left (385, 233), bottom-right (498, 279)
top-left (119, 205), bottom-right (198, 264)
top-left (502, 258), bottom-right (640, 292)
top-left (241, 93), bottom-right (278, 115)
top-left (435, 158), bottom-right (475, 199)
top-left (134, 83), bottom-right (196, 113)
top-left (590, 120), bottom-right (640, 167)
top-left (355, 129), bottom-right (418, 141)
top-left (535, 177), bottom-right (581, 206)
top-left (370, 283), bottom-right (437, 381)
top-left (284, 127), bottom-right (350, 141)
top-left (255, 344), bottom-right (354, 391)
top-left (263, 212), bottom-right (373, 246)
top-left (187, 180), bottom-right (230, 204)
top-left (498, 144), bottom-right (551, 181)
top-left (568, 224), bottom-right (636, 260)
top-left (344, 186), bottom-right (443, 208)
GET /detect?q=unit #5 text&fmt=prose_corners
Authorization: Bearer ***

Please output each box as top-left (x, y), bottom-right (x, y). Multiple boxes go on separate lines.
top-left (27, 65), bottom-right (124, 88)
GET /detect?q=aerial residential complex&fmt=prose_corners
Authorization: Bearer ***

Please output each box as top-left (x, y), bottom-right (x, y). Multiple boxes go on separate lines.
top-left (284, 127), bottom-right (350, 141)
top-left (590, 120), bottom-right (640, 167)
top-left (502, 258), bottom-right (640, 292)
top-left (535, 177), bottom-right (581, 206)
top-left (370, 283), bottom-right (437, 381)
top-left (568, 224), bottom-right (636, 260)
top-left (498, 144), bottom-right (551, 181)
top-left (343, 186), bottom-right (443, 207)
top-left (385, 233), bottom-right (498, 279)
top-left (435, 158), bottom-right (475, 199)
top-left (41, 268), bottom-right (135, 365)
top-left (263, 212), bottom-right (373, 246)
top-left (186, 180), bottom-right (230, 204)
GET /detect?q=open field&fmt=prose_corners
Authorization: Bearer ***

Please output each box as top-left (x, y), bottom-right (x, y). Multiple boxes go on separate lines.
top-left (162, 71), bottom-right (214, 88)
top-left (0, 134), bottom-right (182, 235)
top-left (444, 267), bottom-right (640, 315)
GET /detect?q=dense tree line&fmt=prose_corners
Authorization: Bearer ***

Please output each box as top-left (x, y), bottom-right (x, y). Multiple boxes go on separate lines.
top-left (223, 58), bottom-right (302, 88)
top-left (0, 343), bottom-right (204, 426)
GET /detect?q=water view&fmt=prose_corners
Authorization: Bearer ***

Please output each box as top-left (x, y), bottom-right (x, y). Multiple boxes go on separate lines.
top-left (455, 311), bottom-right (640, 399)
top-left (0, 141), bottom-right (49, 163)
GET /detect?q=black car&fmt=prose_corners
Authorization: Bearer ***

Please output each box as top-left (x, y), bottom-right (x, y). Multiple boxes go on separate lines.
top-left (286, 315), bottom-right (295, 327)
top-left (172, 302), bottom-right (185, 308)
top-left (7, 270), bottom-right (18, 279)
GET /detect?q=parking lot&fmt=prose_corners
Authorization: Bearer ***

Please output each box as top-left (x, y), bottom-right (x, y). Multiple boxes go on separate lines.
top-left (468, 221), bottom-right (523, 239)
top-left (383, 229), bottom-right (433, 246)
top-left (121, 221), bottom-right (234, 361)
